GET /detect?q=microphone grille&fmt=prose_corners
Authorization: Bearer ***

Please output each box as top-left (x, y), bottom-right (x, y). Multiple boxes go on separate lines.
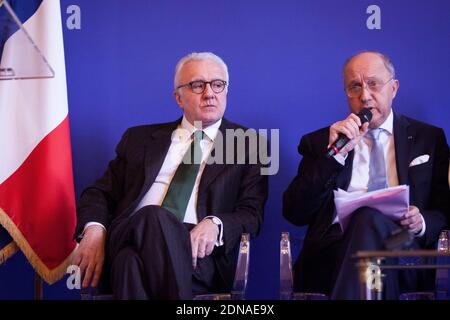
top-left (359, 108), bottom-right (373, 124)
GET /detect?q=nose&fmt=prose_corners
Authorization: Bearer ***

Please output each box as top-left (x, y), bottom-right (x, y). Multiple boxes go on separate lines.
top-left (202, 82), bottom-right (215, 98)
top-left (360, 83), bottom-right (372, 103)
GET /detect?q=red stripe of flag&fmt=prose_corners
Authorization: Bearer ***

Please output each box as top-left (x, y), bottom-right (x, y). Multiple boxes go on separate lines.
top-left (0, 117), bottom-right (76, 270)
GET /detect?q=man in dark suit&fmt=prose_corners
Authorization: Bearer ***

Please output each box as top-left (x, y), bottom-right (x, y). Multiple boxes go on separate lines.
top-left (72, 52), bottom-right (268, 299)
top-left (283, 51), bottom-right (449, 299)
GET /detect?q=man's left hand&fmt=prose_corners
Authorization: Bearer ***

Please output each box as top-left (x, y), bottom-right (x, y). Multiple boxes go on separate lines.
top-left (190, 219), bottom-right (219, 268)
top-left (400, 205), bottom-right (424, 234)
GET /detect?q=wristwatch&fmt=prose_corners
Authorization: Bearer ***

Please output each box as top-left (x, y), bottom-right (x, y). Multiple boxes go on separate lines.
top-left (206, 216), bottom-right (224, 246)
top-left (209, 216), bottom-right (221, 226)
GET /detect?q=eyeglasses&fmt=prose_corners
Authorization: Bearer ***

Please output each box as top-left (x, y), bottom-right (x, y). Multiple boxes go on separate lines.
top-left (345, 78), bottom-right (393, 98)
top-left (177, 79), bottom-right (227, 94)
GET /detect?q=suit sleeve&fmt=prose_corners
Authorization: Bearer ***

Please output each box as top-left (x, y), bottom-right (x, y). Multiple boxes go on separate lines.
top-left (212, 136), bottom-right (269, 255)
top-left (418, 128), bottom-right (450, 247)
top-left (283, 132), bottom-right (345, 226)
top-left (74, 129), bottom-right (130, 240)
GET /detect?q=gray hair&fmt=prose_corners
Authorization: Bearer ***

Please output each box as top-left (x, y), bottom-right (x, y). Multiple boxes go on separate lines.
top-left (174, 52), bottom-right (229, 89)
top-left (343, 50), bottom-right (396, 79)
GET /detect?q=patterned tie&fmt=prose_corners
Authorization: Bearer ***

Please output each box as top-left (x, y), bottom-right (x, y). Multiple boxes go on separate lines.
top-left (367, 128), bottom-right (387, 191)
top-left (161, 130), bottom-right (204, 221)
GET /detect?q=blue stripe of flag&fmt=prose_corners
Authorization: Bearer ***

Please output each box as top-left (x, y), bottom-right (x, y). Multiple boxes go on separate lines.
top-left (0, 0), bottom-right (43, 57)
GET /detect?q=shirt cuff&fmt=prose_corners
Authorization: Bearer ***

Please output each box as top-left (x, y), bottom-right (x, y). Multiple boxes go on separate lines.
top-left (415, 214), bottom-right (426, 237)
top-left (204, 216), bottom-right (224, 247)
top-left (79, 222), bottom-right (106, 239)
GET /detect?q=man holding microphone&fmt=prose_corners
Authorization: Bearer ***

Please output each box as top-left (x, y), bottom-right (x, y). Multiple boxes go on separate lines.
top-left (283, 51), bottom-right (449, 299)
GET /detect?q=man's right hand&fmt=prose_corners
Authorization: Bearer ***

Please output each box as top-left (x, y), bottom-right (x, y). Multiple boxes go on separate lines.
top-left (72, 225), bottom-right (106, 288)
top-left (329, 113), bottom-right (370, 156)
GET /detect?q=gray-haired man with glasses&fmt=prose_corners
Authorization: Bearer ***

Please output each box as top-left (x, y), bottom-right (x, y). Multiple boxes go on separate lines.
top-left (73, 52), bottom-right (268, 299)
top-left (284, 51), bottom-right (449, 299)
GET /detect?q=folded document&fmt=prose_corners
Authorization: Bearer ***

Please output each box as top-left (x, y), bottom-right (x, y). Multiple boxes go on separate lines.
top-left (333, 185), bottom-right (409, 232)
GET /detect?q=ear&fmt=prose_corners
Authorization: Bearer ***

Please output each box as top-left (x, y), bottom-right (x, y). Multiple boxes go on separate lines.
top-left (174, 90), bottom-right (183, 109)
top-left (392, 79), bottom-right (400, 98)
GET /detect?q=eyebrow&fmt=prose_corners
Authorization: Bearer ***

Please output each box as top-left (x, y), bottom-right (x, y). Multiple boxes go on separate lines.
top-left (188, 78), bottom-right (206, 82)
top-left (348, 76), bottom-right (382, 85)
top-left (189, 78), bottom-right (224, 82)
top-left (347, 80), bottom-right (362, 86)
top-left (364, 76), bottom-right (381, 81)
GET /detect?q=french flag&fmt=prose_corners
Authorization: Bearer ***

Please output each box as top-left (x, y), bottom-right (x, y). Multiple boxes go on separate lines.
top-left (0, 0), bottom-right (76, 284)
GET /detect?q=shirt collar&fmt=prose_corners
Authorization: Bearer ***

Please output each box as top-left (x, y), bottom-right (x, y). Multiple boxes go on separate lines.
top-left (377, 108), bottom-right (393, 135)
top-left (180, 115), bottom-right (222, 142)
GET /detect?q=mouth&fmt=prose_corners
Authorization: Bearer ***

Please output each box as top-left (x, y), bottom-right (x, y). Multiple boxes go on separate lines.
top-left (364, 106), bottom-right (377, 113)
top-left (201, 104), bottom-right (216, 109)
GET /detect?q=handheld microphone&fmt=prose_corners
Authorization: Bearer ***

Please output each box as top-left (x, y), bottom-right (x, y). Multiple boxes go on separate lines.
top-left (325, 108), bottom-right (372, 158)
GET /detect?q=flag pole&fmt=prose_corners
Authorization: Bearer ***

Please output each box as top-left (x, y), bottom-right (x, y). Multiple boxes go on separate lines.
top-left (34, 272), bottom-right (43, 300)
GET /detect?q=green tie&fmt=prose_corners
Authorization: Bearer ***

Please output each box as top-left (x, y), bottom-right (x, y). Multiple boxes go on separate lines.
top-left (161, 130), bottom-right (204, 221)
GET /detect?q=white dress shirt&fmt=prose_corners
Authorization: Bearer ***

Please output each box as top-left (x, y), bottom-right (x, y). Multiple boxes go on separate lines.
top-left (85, 116), bottom-right (224, 244)
top-left (347, 109), bottom-right (398, 192)
top-left (333, 110), bottom-right (425, 236)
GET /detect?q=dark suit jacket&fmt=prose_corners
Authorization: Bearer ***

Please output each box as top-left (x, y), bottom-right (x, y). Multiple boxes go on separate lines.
top-left (75, 117), bottom-right (268, 290)
top-left (283, 113), bottom-right (449, 254)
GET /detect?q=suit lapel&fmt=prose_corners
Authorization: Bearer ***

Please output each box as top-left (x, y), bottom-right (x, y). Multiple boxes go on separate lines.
top-left (197, 119), bottom-right (231, 196)
top-left (393, 113), bottom-right (413, 185)
top-left (141, 120), bottom-right (180, 194)
top-left (337, 150), bottom-right (355, 190)
top-left (118, 120), bottom-right (180, 219)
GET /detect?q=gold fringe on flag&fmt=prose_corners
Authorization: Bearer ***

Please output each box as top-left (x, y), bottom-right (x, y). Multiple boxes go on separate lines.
top-left (0, 241), bottom-right (18, 264)
top-left (0, 208), bottom-right (75, 284)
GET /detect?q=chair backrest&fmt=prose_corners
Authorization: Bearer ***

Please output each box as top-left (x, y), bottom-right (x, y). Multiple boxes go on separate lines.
top-left (194, 233), bottom-right (250, 300)
top-left (279, 231), bottom-right (294, 300)
top-left (279, 231), bottom-right (328, 300)
top-left (230, 233), bottom-right (250, 300)
top-left (435, 230), bottom-right (450, 299)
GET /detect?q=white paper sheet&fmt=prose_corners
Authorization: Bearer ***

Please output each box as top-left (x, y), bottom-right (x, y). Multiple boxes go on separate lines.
top-left (333, 185), bottom-right (410, 232)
